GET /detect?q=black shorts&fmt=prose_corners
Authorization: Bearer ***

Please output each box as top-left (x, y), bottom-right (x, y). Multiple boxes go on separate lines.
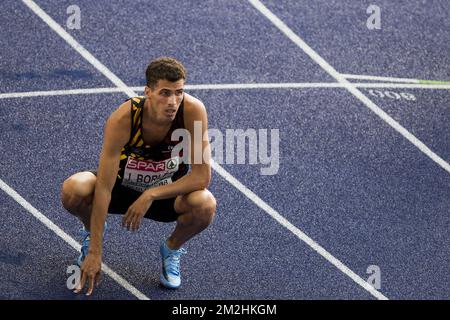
top-left (88, 170), bottom-right (179, 223)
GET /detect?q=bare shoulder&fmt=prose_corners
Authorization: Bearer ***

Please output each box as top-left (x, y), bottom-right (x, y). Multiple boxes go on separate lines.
top-left (102, 99), bottom-right (132, 150)
top-left (108, 99), bottom-right (132, 126)
top-left (183, 93), bottom-right (207, 116)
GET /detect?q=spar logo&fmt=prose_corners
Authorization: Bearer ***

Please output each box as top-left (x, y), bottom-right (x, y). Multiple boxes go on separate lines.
top-left (126, 157), bottom-right (166, 172)
top-left (126, 157), bottom-right (179, 172)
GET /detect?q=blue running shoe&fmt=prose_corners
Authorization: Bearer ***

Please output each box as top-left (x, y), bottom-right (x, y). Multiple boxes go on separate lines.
top-left (160, 240), bottom-right (187, 289)
top-left (76, 223), bottom-right (107, 267)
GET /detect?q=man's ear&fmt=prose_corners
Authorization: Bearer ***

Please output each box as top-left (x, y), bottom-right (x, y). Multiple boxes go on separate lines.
top-left (144, 85), bottom-right (152, 97)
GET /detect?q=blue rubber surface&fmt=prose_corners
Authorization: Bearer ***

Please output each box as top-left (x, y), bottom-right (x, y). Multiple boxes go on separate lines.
top-left (0, 1), bottom-right (110, 93)
top-left (1, 0), bottom-right (449, 300)
top-left (201, 88), bottom-right (450, 299)
top-left (262, 0), bottom-right (450, 80)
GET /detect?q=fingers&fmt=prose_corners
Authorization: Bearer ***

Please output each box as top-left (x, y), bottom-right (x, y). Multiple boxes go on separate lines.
top-left (96, 271), bottom-right (103, 287)
top-left (75, 271), bottom-right (99, 296)
top-left (74, 269), bottom-right (87, 294)
top-left (122, 209), bottom-right (131, 229)
top-left (123, 209), bottom-right (136, 231)
top-left (132, 218), bottom-right (139, 232)
top-left (87, 275), bottom-right (95, 296)
top-left (129, 211), bottom-right (143, 232)
top-left (74, 260), bottom-right (102, 296)
top-left (123, 208), bottom-right (142, 232)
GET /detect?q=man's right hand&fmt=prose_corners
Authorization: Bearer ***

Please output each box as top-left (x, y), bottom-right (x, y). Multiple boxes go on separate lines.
top-left (74, 252), bottom-right (102, 296)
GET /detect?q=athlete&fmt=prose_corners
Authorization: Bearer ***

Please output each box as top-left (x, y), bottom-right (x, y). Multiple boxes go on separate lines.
top-left (60, 57), bottom-right (216, 295)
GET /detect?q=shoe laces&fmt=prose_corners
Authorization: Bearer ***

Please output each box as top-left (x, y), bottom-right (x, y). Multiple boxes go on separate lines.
top-left (165, 248), bottom-right (187, 276)
top-left (80, 228), bottom-right (90, 240)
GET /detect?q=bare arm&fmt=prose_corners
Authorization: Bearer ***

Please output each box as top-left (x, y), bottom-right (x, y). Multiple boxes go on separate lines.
top-left (88, 102), bottom-right (130, 255)
top-left (75, 101), bottom-right (131, 295)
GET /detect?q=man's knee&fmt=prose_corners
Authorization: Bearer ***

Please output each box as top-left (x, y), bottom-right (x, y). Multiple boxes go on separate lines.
top-left (61, 172), bottom-right (96, 213)
top-left (176, 189), bottom-right (216, 225)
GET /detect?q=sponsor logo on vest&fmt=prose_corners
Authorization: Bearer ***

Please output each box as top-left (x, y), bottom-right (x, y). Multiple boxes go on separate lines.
top-left (126, 157), bottom-right (166, 172)
top-left (122, 156), bottom-right (180, 192)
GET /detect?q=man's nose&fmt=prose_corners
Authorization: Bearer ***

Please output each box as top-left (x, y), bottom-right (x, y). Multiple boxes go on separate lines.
top-left (168, 94), bottom-right (176, 106)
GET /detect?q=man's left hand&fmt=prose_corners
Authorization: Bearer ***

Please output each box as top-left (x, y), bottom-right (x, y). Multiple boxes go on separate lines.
top-left (122, 192), bottom-right (153, 231)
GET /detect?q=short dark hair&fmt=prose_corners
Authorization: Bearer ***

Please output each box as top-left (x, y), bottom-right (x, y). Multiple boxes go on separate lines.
top-left (145, 57), bottom-right (186, 88)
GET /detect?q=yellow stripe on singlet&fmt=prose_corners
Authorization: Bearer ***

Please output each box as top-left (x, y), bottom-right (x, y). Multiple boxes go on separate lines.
top-left (130, 128), bottom-right (141, 146)
top-left (133, 106), bottom-right (140, 124)
top-left (128, 99), bottom-right (144, 147)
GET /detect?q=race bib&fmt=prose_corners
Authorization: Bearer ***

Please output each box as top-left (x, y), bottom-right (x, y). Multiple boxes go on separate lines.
top-left (122, 156), bottom-right (179, 192)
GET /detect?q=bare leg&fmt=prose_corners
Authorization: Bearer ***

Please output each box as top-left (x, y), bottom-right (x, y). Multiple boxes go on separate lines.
top-left (60, 171), bottom-right (96, 230)
top-left (168, 189), bottom-right (216, 249)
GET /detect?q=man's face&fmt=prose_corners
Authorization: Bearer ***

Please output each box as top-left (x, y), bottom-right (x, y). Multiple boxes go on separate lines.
top-left (145, 79), bottom-right (185, 124)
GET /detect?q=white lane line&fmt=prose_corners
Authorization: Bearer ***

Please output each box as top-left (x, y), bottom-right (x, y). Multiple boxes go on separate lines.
top-left (2, 82), bottom-right (449, 99)
top-left (211, 161), bottom-right (388, 300)
top-left (182, 83), bottom-right (450, 90)
top-left (21, 0), bottom-right (382, 300)
top-left (355, 83), bottom-right (450, 89)
top-left (342, 74), bottom-right (421, 83)
top-left (186, 83), bottom-right (450, 90)
top-left (343, 73), bottom-right (450, 85)
top-left (248, 0), bottom-right (450, 176)
top-left (183, 82), bottom-right (345, 90)
top-left (0, 88), bottom-right (126, 99)
top-left (0, 178), bottom-right (150, 300)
